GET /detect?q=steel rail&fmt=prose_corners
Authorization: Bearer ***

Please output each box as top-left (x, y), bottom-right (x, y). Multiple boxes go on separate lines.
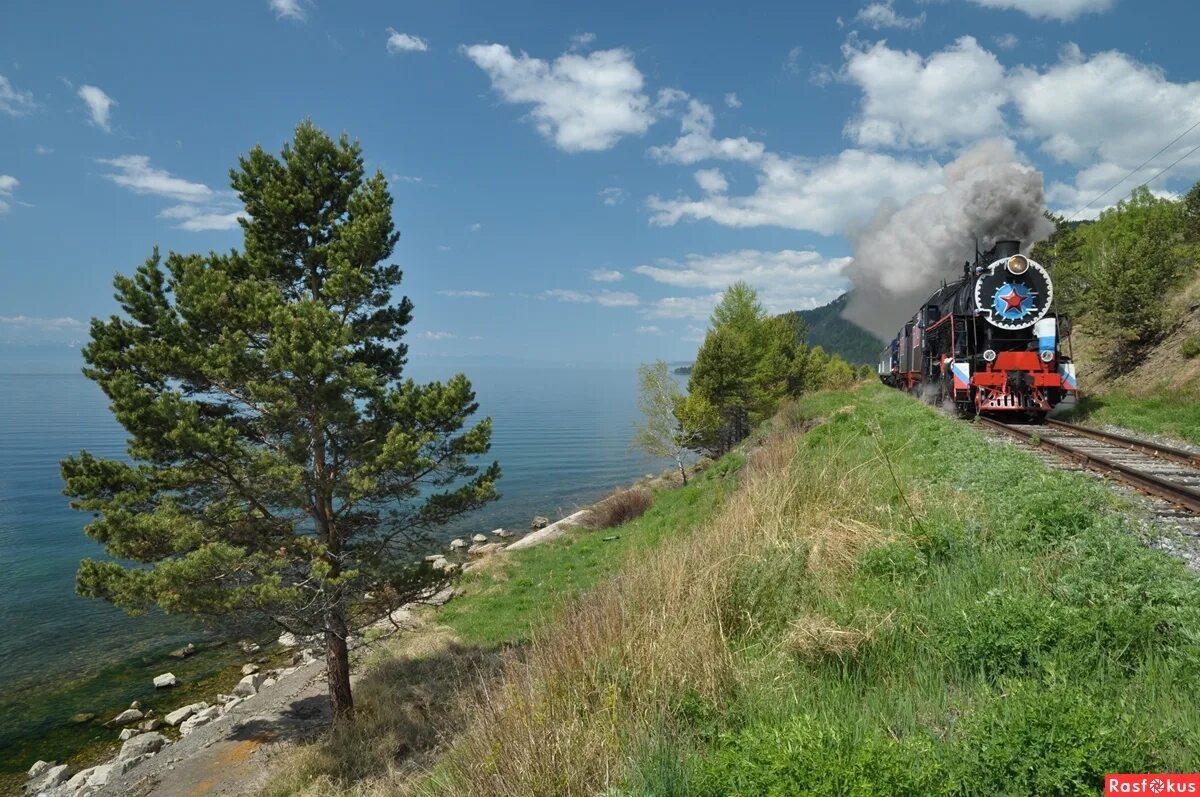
top-left (1046, 419), bottom-right (1200, 468)
top-left (978, 417), bottom-right (1200, 514)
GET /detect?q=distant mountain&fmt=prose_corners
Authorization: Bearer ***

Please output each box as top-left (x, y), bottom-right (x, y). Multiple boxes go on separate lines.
top-left (786, 293), bottom-right (883, 365)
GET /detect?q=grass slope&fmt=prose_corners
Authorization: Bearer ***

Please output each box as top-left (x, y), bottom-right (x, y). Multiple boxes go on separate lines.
top-left (266, 384), bottom-right (1200, 796)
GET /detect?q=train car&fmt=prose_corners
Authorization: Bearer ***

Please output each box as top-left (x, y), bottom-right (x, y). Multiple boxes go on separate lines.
top-left (878, 239), bottom-right (1077, 418)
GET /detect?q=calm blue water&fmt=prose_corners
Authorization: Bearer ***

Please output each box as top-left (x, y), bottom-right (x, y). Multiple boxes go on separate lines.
top-left (0, 365), bottom-right (666, 697)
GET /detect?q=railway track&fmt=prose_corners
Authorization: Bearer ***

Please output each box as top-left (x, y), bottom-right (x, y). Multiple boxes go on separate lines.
top-left (979, 417), bottom-right (1200, 514)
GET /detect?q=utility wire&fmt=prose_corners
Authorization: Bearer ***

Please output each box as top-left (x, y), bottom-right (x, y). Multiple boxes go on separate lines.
top-left (1066, 118), bottom-right (1200, 221)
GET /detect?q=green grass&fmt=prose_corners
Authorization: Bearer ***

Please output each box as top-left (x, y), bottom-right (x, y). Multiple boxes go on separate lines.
top-left (1059, 390), bottom-right (1200, 446)
top-left (613, 384), bottom-right (1200, 796)
top-left (438, 454), bottom-right (744, 648)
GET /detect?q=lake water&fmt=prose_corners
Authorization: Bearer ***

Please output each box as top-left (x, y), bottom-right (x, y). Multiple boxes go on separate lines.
top-left (0, 363), bottom-right (669, 773)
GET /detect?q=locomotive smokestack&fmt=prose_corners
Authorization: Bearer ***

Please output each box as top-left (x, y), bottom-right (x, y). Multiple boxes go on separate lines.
top-left (993, 240), bottom-right (1020, 259)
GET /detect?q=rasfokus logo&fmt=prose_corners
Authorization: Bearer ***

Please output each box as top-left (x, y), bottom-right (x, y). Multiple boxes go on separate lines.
top-left (1106, 775), bottom-right (1200, 794)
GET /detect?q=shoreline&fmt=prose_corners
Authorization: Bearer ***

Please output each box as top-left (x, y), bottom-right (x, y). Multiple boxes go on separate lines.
top-left (9, 483), bottom-right (640, 797)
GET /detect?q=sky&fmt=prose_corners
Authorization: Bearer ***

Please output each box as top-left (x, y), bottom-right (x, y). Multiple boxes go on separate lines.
top-left (3, 0), bottom-right (1200, 366)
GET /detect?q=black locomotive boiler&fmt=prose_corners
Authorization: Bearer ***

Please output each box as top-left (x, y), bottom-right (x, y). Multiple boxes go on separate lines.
top-left (877, 239), bottom-right (1077, 417)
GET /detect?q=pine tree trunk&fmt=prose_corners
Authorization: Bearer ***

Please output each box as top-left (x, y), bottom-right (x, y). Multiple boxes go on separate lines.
top-left (325, 608), bottom-right (354, 721)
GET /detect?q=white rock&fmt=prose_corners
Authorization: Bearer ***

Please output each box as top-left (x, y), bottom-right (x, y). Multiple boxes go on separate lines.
top-left (261, 677), bottom-right (277, 689)
top-left (109, 708), bottom-right (144, 726)
top-left (164, 702), bottom-right (207, 727)
top-left (448, 538), bottom-right (468, 550)
top-left (86, 763), bottom-right (114, 788)
top-left (240, 663), bottom-right (260, 676)
top-left (118, 731), bottom-right (169, 760)
top-left (118, 727), bottom-right (141, 741)
top-left (233, 672), bottom-right (266, 697)
top-left (468, 542), bottom-right (505, 556)
top-left (493, 528), bottom-right (513, 538)
top-left (129, 700), bottom-right (142, 710)
top-left (139, 718), bottom-right (166, 731)
top-left (277, 632), bottom-right (299, 648)
top-left (424, 553), bottom-right (445, 562)
top-left (116, 753), bottom-right (153, 775)
top-left (220, 697), bottom-right (245, 714)
top-left (531, 515), bottom-right (550, 530)
top-left (153, 672), bottom-right (180, 688)
top-left (240, 640), bottom-right (261, 654)
top-left (471, 533), bottom-right (488, 543)
top-left (29, 763), bottom-right (71, 792)
top-left (26, 760), bottom-right (53, 779)
top-left (178, 706), bottom-right (220, 736)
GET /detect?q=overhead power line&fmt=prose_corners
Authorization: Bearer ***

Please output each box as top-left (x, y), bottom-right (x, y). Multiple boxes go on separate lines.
top-left (1066, 117), bottom-right (1200, 221)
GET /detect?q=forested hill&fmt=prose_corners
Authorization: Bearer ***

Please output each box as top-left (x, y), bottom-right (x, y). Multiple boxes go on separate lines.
top-left (786, 293), bottom-right (882, 365)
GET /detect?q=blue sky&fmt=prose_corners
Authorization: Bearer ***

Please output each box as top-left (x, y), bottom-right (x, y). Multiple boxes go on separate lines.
top-left (3, 0), bottom-right (1200, 365)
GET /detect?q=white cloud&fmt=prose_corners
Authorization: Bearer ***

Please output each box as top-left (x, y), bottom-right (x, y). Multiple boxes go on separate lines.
top-left (77, 85), bottom-right (115, 132)
top-left (647, 148), bottom-right (941, 235)
top-left (391, 174), bottom-right (424, 184)
top-left (419, 330), bottom-right (457, 341)
top-left (269, 0), bottom-right (308, 21)
top-left (0, 314), bottom-right (85, 330)
top-left (854, 1), bottom-right (926, 29)
top-left (724, 92), bottom-right (742, 109)
top-left (590, 269), bottom-right (623, 282)
top-left (436, 290), bottom-right (491, 297)
top-left (569, 32), bottom-right (596, 51)
top-left (542, 288), bottom-right (639, 306)
top-left (694, 168), bottom-right (728, 194)
top-left (464, 43), bottom-right (657, 152)
top-left (598, 186), bottom-right (627, 206)
top-left (99, 155), bottom-right (213, 202)
top-left (843, 36), bottom-right (1007, 150)
top-left (35, 144), bottom-right (52, 155)
top-left (785, 46), bottom-right (803, 75)
top-left (646, 294), bottom-right (723, 321)
top-left (1012, 45), bottom-right (1200, 211)
top-left (158, 205), bottom-right (245, 231)
top-left (467, 222), bottom-right (482, 232)
top-left (963, 0), bottom-right (1116, 21)
top-left (636, 249), bottom-right (852, 317)
top-left (98, 155), bottom-right (247, 231)
top-left (0, 174), bottom-right (17, 213)
top-left (636, 325), bottom-right (662, 334)
top-left (994, 33), bottom-right (1020, 50)
top-left (648, 97), bottom-right (765, 164)
top-left (386, 28), bottom-right (429, 53)
top-left (0, 74), bottom-right (36, 116)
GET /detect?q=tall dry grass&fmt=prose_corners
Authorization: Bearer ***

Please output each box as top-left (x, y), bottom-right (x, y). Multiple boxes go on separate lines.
top-left (585, 486), bottom-right (655, 529)
top-left (419, 405), bottom-right (892, 797)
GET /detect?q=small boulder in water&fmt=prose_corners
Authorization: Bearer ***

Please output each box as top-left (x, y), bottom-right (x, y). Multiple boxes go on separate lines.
top-left (471, 533), bottom-right (488, 543)
top-left (68, 712), bottom-right (95, 725)
top-left (531, 516), bottom-right (550, 530)
top-left (153, 672), bottom-right (180, 688)
top-left (108, 708), bottom-right (144, 726)
top-left (241, 663), bottom-right (260, 676)
top-left (168, 642), bottom-right (196, 659)
top-left (448, 538), bottom-right (468, 550)
top-left (493, 528), bottom-right (513, 539)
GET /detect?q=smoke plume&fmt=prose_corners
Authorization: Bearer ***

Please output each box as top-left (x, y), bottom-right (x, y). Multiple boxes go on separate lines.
top-left (842, 138), bottom-right (1055, 340)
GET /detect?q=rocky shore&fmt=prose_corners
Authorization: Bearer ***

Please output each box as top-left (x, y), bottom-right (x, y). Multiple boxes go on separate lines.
top-left (21, 511), bottom-right (593, 797)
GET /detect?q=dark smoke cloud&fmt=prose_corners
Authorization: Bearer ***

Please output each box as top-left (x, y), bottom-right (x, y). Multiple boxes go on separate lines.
top-left (842, 138), bottom-right (1055, 340)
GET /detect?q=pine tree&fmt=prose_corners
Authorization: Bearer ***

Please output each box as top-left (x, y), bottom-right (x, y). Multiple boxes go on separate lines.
top-left (61, 122), bottom-right (500, 721)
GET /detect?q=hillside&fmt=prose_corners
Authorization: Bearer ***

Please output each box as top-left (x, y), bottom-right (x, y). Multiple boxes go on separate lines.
top-left (261, 383), bottom-right (1200, 796)
top-left (787, 292), bottom-right (883, 365)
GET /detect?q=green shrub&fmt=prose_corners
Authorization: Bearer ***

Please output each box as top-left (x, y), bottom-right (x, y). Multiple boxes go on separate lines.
top-left (857, 541), bottom-right (927, 581)
top-left (1182, 336), bottom-right (1200, 359)
top-left (953, 681), bottom-right (1164, 796)
top-left (693, 717), bottom-right (953, 797)
top-left (947, 589), bottom-right (1067, 676)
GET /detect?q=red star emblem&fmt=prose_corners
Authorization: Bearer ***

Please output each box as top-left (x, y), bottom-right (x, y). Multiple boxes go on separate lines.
top-left (1001, 289), bottom-right (1026, 312)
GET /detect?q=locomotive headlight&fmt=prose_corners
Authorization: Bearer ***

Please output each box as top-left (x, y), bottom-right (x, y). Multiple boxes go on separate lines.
top-left (1039, 349), bottom-right (1055, 363)
top-left (1007, 254), bottom-right (1030, 275)
top-left (983, 349), bottom-right (997, 362)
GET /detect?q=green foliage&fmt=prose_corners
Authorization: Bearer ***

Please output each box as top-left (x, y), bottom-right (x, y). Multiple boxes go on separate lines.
top-left (679, 283), bottom-right (859, 456)
top-left (786, 291), bottom-right (884, 366)
top-left (1036, 187), bottom-right (1198, 369)
top-left (61, 121), bottom-right (499, 715)
top-left (1059, 391), bottom-right (1200, 446)
top-left (1183, 336), bottom-right (1200, 359)
top-left (632, 361), bottom-right (694, 483)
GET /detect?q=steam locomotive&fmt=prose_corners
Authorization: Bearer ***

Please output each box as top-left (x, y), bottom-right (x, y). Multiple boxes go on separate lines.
top-left (877, 239), bottom-right (1077, 417)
